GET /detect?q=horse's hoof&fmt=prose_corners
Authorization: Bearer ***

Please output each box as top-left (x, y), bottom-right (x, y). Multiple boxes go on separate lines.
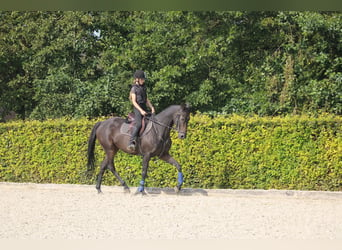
top-left (124, 187), bottom-right (131, 194)
top-left (175, 185), bottom-right (182, 194)
top-left (134, 189), bottom-right (147, 196)
top-left (97, 189), bottom-right (103, 194)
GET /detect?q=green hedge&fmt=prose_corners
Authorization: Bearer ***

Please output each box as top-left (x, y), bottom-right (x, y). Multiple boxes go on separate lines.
top-left (0, 114), bottom-right (341, 191)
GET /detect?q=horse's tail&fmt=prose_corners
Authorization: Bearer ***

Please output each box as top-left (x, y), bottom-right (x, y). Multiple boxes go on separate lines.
top-left (87, 121), bottom-right (102, 174)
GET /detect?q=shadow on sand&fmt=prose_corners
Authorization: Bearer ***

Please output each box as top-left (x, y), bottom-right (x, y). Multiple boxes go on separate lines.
top-left (144, 187), bottom-right (208, 196)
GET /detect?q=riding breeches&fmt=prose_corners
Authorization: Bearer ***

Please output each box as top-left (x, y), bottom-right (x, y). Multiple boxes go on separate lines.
top-left (130, 108), bottom-right (143, 142)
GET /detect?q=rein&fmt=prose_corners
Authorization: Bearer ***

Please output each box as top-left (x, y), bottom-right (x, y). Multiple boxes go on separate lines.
top-left (145, 114), bottom-right (180, 132)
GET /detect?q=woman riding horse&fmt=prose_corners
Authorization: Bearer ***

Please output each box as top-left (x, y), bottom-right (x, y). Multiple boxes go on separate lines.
top-left (127, 70), bottom-right (155, 151)
top-left (87, 72), bottom-right (191, 194)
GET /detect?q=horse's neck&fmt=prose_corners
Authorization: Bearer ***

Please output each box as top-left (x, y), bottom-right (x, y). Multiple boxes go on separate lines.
top-left (153, 105), bottom-right (180, 137)
top-left (155, 105), bottom-right (179, 125)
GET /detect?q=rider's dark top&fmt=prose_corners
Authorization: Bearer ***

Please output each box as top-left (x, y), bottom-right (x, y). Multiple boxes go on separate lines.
top-left (130, 84), bottom-right (147, 110)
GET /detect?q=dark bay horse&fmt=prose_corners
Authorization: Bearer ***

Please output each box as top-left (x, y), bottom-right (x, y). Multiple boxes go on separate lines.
top-left (87, 104), bottom-right (191, 194)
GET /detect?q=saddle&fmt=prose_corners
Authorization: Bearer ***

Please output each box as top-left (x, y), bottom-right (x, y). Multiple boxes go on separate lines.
top-left (120, 112), bottom-right (152, 137)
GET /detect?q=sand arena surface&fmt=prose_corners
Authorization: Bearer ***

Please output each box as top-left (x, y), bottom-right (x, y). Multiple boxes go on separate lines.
top-left (0, 182), bottom-right (341, 239)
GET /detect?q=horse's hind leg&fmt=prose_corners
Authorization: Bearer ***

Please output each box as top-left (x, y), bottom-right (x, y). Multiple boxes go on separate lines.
top-left (96, 158), bottom-right (108, 194)
top-left (97, 148), bottom-right (130, 193)
top-left (160, 153), bottom-right (184, 192)
top-left (107, 154), bottom-right (130, 193)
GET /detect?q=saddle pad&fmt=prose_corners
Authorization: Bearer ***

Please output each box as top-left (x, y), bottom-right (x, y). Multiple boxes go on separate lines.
top-left (120, 120), bottom-right (153, 137)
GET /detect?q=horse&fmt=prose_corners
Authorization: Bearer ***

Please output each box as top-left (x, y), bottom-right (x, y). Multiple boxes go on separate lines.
top-left (87, 104), bottom-right (191, 194)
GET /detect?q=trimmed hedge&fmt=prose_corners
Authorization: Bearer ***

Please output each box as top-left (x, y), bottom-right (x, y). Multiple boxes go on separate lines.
top-left (0, 114), bottom-right (341, 191)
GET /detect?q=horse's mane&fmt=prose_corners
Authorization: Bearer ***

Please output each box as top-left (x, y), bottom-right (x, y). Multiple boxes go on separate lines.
top-left (156, 105), bottom-right (181, 117)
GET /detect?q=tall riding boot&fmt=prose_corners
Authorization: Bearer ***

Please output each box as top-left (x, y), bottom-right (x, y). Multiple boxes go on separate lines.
top-left (127, 108), bottom-right (142, 151)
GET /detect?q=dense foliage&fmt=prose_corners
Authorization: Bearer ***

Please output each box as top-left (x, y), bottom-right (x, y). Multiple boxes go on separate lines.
top-left (1, 11), bottom-right (341, 121)
top-left (0, 115), bottom-right (341, 191)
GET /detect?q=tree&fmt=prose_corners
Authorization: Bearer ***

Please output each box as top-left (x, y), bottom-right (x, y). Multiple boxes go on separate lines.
top-left (0, 11), bottom-right (341, 120)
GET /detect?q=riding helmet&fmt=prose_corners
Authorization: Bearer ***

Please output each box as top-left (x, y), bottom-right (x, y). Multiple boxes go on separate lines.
top-left (134, 70), bottom-right (146, 79)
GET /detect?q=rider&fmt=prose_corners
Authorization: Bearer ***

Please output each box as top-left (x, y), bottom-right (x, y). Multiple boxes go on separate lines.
top-left (127, 70), bottom-right (155, 151)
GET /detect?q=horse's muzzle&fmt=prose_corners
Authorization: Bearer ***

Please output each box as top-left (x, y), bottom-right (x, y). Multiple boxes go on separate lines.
top-left (178, 132), bottom-right (186, 139)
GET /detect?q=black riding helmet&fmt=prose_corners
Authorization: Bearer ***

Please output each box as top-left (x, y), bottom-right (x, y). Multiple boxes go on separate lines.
top-left (134, 70), bottom-right (146, 79)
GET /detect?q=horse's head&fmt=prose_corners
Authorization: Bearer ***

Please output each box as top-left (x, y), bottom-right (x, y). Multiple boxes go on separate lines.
top-left (174, 104), bottom-right (191, 139)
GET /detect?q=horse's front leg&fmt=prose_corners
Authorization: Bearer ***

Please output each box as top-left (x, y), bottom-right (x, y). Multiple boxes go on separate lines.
top-left (136, 153), bottom-right (151, 194)
top-left (160, 154), bottom-right (184, 192)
